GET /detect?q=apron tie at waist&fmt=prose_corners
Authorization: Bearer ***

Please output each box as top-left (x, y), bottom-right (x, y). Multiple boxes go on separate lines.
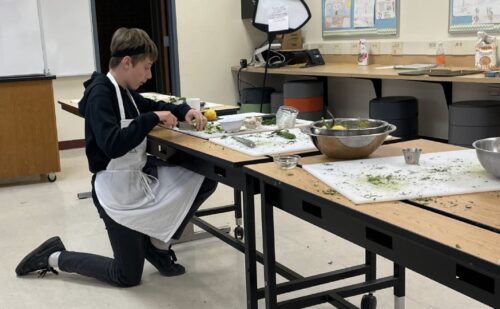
top-left (139, 172), bottom-right (158, 202)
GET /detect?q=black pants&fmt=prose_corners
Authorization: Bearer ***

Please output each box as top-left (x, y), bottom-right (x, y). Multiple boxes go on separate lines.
top-left (58, 174), bottom-right (217, 287)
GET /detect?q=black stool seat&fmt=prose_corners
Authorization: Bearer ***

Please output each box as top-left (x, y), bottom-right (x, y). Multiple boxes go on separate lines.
top-left (369, 96), bottom-right (418, 139)
top-left (449, 100), bottom-right (500, 147)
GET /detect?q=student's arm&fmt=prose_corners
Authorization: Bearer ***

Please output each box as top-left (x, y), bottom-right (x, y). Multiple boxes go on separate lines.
top-left (131, 92), bottom-right (191, 121)
top-left (87, 87), bottom-right (160, 158)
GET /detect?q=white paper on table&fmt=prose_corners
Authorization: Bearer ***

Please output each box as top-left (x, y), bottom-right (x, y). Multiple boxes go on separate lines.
top-left (303, 149), bottom-right (500, 204)
top-left (204, 102), bottom-right (223, 108)
top-left (375, 0), bottom-right (395, 19)
top-left (209, 127), bottom-right (315, 157)
top-left (354, 0), bottom-right (375, 27)
top-left (176, 115), bottom-right (311, 140)
top-left (268, 2), bottom-right (289, 32)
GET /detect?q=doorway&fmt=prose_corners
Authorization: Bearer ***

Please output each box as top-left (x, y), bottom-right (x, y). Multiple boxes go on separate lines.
top-left (90, 0), bottom-right (178, 94)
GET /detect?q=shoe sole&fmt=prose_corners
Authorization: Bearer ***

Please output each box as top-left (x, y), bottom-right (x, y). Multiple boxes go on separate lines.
top-left (15, 236), bottom-right (66, 276)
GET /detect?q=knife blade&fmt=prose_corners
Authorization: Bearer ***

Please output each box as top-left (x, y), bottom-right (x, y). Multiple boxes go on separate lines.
top-left (231, 136), bottom-right (256, 148)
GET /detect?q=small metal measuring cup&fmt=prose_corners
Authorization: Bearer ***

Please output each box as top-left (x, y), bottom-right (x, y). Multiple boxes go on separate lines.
top-left (402, 148), bottom-right (422, 165)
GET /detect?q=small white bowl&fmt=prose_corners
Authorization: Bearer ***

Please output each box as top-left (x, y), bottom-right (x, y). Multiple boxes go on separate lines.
top-left (218, 118), bottom-right (243, 133)
top-left (273, 155), bottom-right (300, 170)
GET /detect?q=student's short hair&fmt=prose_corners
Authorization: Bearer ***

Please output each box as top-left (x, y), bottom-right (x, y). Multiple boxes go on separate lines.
top-left (108, 28), bottom-right (158, 69)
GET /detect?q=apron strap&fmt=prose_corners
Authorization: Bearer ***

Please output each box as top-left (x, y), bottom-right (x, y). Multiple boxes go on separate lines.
top-left (106, 72), bottom-right (141, 119)
top-left (106, 72), bottom-right (126, 120)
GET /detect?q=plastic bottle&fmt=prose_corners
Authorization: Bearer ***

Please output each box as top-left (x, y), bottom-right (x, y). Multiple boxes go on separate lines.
top-left (436, 41), bottom-right (445, 67)
top-left (358, 39), bottom-right (369, 66)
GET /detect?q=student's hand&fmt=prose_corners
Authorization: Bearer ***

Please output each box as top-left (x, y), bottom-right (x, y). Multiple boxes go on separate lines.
top-left (185, 109), bottom-right (207, 131)
top-left (154, 111), bottom-right (177, 128)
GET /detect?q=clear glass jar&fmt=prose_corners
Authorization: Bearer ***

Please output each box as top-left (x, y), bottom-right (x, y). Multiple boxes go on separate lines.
top-left (276, 106), bottom-right (299, 129)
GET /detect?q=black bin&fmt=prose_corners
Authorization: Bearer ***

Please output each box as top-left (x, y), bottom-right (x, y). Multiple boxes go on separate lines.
top-left (449, 100), bottom-right (500, 147)
top-left (369, 96), bottom-right (418, 139)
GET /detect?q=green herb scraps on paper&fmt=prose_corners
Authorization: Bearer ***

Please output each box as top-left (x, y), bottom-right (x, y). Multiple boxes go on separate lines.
top-left (273, 129), bottom-right (296, 140)
top-left (365, 174), bottom-right (400, 189)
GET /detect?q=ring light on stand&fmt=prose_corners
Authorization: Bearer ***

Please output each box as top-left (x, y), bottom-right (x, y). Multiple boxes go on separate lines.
top-left (251, 0), bottom-right (311, 112)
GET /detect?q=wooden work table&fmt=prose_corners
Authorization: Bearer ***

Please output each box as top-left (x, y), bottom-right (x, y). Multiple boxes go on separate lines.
top-left (234, 63), bottom-right (500, 84)
top-left (233, 62), bottom-right (500, 107)
top-left (244, 139), bottom-right (500, 308)
top-left (58, 96), bottom-right (240, 117)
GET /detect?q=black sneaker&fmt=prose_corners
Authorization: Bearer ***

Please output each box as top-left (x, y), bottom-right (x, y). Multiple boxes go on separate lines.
top-left (146, 244), bottom-right (186, 277)
top-left (15, 236), bottom-right (66, 277)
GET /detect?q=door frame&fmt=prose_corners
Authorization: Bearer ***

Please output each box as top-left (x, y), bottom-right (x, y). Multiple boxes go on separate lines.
top-left (89, 0), bottom-right (180, 95)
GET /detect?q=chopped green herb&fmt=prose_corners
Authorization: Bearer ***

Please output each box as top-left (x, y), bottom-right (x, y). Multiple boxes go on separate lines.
top-left (273, 129), bottom-right (296, 140)
top-left (262, 117), bottom-right (276, 126)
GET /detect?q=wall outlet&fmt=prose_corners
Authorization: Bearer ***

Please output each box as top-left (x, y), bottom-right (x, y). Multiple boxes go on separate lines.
top-left (332, 43), bottom-right (342, 54)
top-left (391, 42), bottom-right (403, 55)
top-left (488, 86), bottom-right (500, 96)
top-left (370, 42), bottom-right (380, 55)
top-left (428, 42), bottom-right (437, 49)
top-left (452, 41), bottom-right (465, 54)
top-left (351, 42), bottom-right (359, 54)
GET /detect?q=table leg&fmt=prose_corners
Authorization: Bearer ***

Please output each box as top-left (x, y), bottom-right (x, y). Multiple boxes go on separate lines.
top-left (77, 191), bottom-right (92, 199)
top-left (394, 263), bottom-right (406, 309)
top-left (244, 175), bottom-right (258, 309)
top-left (261, 182), bottom-right (278, 309)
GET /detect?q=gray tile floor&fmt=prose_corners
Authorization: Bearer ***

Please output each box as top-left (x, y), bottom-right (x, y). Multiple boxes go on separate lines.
top-left (0, 149), bottom-right (488, 308)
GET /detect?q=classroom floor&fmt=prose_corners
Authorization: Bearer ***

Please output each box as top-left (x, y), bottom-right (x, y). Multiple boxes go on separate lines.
top-left (0, 149), bottom-right (488, 309)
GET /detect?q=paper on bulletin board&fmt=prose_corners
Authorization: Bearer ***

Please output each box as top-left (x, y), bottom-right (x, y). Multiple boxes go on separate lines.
top-left (375, 0), bottom-right (395, 20)
top-left (453, 0), bottom-right (475, 17)
top-left (353, 0), bottom-right (375, 27)
top-left (475, 0), bottom-right (500, 24)
top-left (324, 0), bottom-right (352, 29)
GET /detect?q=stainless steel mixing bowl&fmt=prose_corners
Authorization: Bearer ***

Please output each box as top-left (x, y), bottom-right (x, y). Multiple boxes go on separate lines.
top-left (310, 118), bottom-right (390, 136)
top-left (304, 124), bottom-right (397, 159)
top-left (473, 137), bottom-right (500, 178)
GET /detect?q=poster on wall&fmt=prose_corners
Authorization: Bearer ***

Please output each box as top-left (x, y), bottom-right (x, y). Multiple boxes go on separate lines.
top-left (322, 0), bottom-right (399, 37)
top-left (375, 0), bottom-right (395, 20)
top-left (323, 0), bottom-right (352, 29)
top-left (353, 0), bottom-right (375, 27)
top-left (449, 0), bottom-right (500, 33)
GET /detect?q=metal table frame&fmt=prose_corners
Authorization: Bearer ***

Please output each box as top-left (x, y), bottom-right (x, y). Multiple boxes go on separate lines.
top-left (244, 166), bottom-right (500, 308)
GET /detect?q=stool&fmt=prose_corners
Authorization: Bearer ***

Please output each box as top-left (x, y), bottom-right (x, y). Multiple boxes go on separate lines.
top-left (240, 87), bottom-right (274, 113)
top-left (369, 96), bottom-right (418, 139)
top-left (449, 100), bottom-right (500, 147)
top-left (283, 80), bottom-right (323, 121)
top-left (270, 92), bottom-right (283, 114)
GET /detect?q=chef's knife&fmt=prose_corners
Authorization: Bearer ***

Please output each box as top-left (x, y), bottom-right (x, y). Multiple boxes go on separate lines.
top-left (232, 136), bottom-right (256, 148)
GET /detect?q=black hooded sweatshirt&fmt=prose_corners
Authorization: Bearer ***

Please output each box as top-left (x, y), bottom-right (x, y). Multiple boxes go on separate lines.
top-left (78, 72), bottom-right (191, 173)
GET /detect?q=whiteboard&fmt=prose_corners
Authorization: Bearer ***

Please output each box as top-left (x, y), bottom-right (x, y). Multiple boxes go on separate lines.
top-left (40, 0), bottom-right (95, 76)
top-left (0, 0), bottom-right (95, 78)
top-left (0, 0), bottom-right (45, 76)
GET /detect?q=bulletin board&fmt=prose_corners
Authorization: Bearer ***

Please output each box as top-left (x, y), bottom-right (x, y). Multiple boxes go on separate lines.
top-left (322, 0), bottom-right (399, 38)
top-left (449, 0), bottom-right (500, 34)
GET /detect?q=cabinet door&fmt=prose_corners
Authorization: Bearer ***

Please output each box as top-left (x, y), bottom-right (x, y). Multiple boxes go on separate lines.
top-left (0, 80), bottom-right (60, 178)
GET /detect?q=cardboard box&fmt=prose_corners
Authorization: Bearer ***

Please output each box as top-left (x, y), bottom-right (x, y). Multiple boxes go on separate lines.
top-left (280, 31), bottom-right (303, 50)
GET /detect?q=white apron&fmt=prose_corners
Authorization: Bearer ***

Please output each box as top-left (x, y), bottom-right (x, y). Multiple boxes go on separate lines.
top-left (94, 73), bottom-right (204, 242)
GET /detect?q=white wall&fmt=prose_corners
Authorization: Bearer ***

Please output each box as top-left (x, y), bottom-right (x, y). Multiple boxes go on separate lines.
top-left (52, 76), bottom-right (88, 141)
top-left (300, 0), bottom-right (499, 140)
top-left (175, 0), bottom-right (265, 104)
top-left (53, 0), bottom-right (499, 142)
